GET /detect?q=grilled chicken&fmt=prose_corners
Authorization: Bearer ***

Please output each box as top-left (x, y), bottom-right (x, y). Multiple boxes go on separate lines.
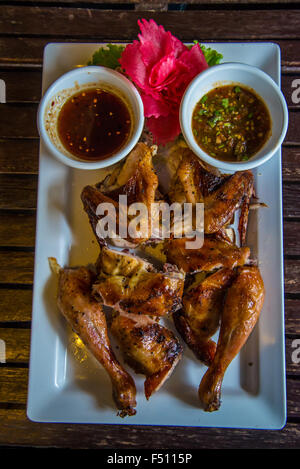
top-left (204, 170), bottom-right (254, 245)
top-left (110, 311), bottom-right (183, 399)
top-left (164, 234), bottom-right (250, 274)
top-left (168, 148), bottom-right (226, 205)
top-left (198, 266), bottom-right (265, 412)
top-left (81, 143), bottom-right (159, 248)
top-left (173, 268), bottom-right (235, 366)
top-left (167, 149), bottom-right (254, 245)
top-left (92, 247), bottom-right (185, 317)
top-left (49, 257), bottom-right (137, 417)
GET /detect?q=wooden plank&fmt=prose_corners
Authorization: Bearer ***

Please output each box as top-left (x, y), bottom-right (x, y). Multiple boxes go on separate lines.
top-left (287, 378), bottom-right (300, 419)
top-left (284, 222), bottom-right (300, 256)
top-left (0, 104), bottom-right (38, 139)
top-left (283, 182), bottom-right (300, 218)
top-left (285, 259), bottom-right (300, 294)
top-left (0, 138), bottom-right (39, 174)
top-left (284, 299), bottom-right (300, 335)
top-left (0, 174), bottom-right (37, 210)
top-left (0, 377), bottom-right (298, 447)
top-left (0, 329), bottom-right (30, 363)
top-left (0, 367), bottom-right (28, 404)
top-left (0, 211), bottom-right (36, 247)
top-left (0, 70), bottom-right (42, 103)
top-left (0, 288), bottom-right (32, 322)
top-left (0, 250), bottom-right (34, 284)
top-left (282, 147), bottom-right (300, 182)
top-left (1, 8), bottom-right (300, 40)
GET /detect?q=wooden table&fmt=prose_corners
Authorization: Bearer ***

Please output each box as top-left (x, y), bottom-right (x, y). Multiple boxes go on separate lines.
top-left (0, 0), bottom-right (300, 450)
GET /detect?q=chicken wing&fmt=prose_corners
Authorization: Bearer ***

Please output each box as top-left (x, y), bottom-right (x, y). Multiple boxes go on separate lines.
top-left (173, 268), bottom-right (235, 366)
top-left (81, 142), bottom-right (159, 248)
top-left (168, 148), bottom-right (226, 205)
top-left (92, 247), bottom-right (185, 317)
top-left (167, 149), bottom-right (254, 245)
top-left (49, 257), bottom-right (137, 417)
top-left (164, 234), bottom-right (250, 274)
top-left (204, 170), bottom-right (254, 244)
top-left (110, 311), bottom-right (183, 399)
top-left (198, 265), bottom-right (265, 412)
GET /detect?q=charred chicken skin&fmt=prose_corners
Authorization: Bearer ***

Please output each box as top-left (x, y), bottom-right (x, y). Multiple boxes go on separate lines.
top-left (92, 247), bottom-right (185, 317)
top-left (198, 265), bottom-right (265, 412)
top-left (173, 268), bottom-right (235, 366)
top-left (110, 311), bottom-right (183, 400)
top-left (164, 235), bottom-right (250, 274)
top-left (81, 142), bottom-right (159, 248)
top-left (49, 257), bottom-right (137, 417)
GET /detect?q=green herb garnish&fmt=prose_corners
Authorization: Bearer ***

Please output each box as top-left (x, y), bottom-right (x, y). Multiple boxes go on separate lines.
top-left (221, 98), bottom-right (229, 109)
top-left (234, 86), bottom-right (241, 93)
top-left (88, 44), bottom-right (125, 69)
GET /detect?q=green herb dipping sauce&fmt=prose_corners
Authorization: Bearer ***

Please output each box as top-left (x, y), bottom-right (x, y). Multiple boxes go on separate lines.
top-left (192, 85), bottom-right (271, 162)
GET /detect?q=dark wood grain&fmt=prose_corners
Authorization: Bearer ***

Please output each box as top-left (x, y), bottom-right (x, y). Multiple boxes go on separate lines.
top-left (0, 250), bottom-right (34, 284)
top-left (0, 211), bottom-right (36, 247)
top-left (283, 182), bottom-right (300, 218)
top-left (284, 299), bottom-right (300, 335)
top-left (0, 368), bottom-right (28, 404)
top-left (0, 288), bottom-right (32, 322)
top-left (0, 139), bottom-right (39, 174)
top-left (0, 329), bottom-right (30, 363)
top-left (1, 8), bottom-right (300, 40)
top-left (0, 379), bottom-right (298, 449)
top-left (0, 175), bottom-right (37, 210)
top-left (285, 259), bottom-right (300, 294)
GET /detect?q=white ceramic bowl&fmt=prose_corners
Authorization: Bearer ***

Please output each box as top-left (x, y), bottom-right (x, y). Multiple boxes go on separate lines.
top-left (180, 62), bottom-right (288, 171)
top-left (37, 66), bottom-right (144, 170)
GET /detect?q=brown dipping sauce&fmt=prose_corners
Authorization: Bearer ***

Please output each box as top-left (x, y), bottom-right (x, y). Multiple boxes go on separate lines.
top-left (57, 87), bottom-right (132, 161)
top-left (192, 85), bottom-right (271, 162)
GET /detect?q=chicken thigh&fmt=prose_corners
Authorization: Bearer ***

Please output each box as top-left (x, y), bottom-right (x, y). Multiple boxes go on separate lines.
top-left (110, 311), bottom-right (183, 399)
top-left (198, 265), bottom-right (265, 411)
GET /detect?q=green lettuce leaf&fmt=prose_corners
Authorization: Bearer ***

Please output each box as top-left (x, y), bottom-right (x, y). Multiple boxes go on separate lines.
top-left (192, 41), bottom-right (223, 67)
top-left (88, 44), bottom-right (125, 69)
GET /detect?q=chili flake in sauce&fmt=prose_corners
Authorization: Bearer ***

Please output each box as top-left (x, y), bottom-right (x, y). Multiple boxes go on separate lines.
top-left (57, 87), bottom-right (132, 161)
top-left (192, 85), bottom-right (271, 162)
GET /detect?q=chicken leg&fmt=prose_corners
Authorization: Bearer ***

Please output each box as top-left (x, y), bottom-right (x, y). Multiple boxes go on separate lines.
top-left (49, 258), bottom-right (137, 417)
top-left (198, 265), bottom-right (265, 411)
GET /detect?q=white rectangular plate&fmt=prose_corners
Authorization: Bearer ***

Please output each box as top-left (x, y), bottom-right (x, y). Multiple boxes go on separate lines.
top-left (27, 42), bottom-right (286, 429)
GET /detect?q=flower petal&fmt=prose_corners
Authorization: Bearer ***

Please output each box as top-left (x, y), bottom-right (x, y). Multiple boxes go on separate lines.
top-left (146, 113), bottom-right (181, 145)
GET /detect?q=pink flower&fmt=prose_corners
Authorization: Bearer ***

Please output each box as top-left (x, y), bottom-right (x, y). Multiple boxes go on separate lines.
top-left (119, 19), bottom-right (208, 145)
